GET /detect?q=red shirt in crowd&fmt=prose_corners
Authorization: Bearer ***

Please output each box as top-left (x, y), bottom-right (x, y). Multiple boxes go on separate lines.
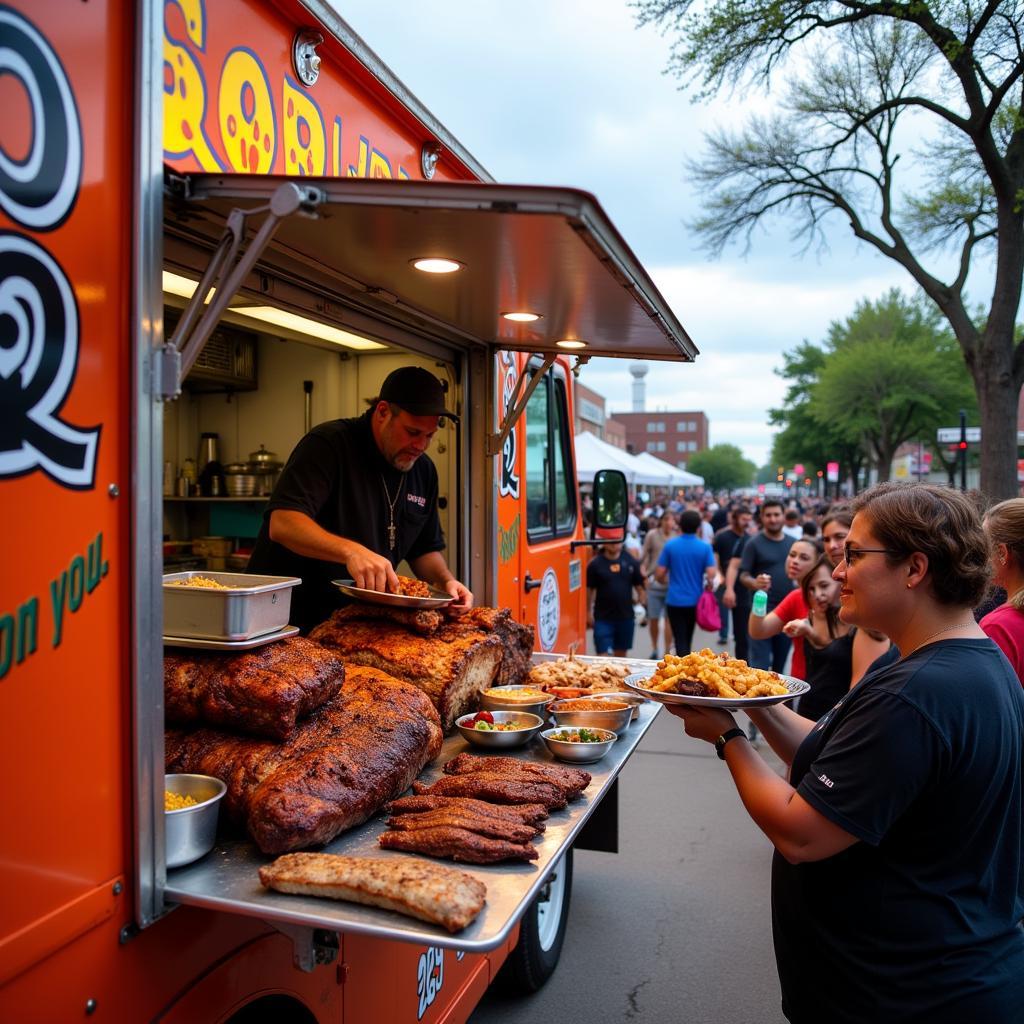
top-left (980, 603), bottom-right (1024, 686)
top-left (772, 588), bottom-right (808, 680)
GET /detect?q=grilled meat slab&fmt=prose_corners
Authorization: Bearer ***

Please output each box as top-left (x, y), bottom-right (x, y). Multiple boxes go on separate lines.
top-left (166, 666), bottom-right (443, 853)
top-left (330, 603), bottom-right (444, 636)
top-left (309, 616), bottom-right (503, 732)
top-left (385, 811), bottom-right (541, 844)
top-left (442, 753), bottom-right (591, 797)
top-left (379, 826), bottom-right (539, 864)
top-left (412, 773), bottom-right (568, 810)
top-left (259, 853), bottom-right (486, 933)
top-left (384, 795), bottom-right (549, 827)
top-left (164, 636), bottom-right (345, 740)
top-left (456, 607), bottom-right (535, 687)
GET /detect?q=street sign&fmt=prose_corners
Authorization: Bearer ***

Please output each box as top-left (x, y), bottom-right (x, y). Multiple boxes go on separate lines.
top-left (936, 427), bottom-right (1024, 444)
top-left (826, 461), bottom-right (839, 483)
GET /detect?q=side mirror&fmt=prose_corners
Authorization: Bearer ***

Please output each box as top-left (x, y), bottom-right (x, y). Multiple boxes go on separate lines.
top-left (572, 470), bottom-right (629, 551)
top-left (593, 469), bottom-right (628, 531)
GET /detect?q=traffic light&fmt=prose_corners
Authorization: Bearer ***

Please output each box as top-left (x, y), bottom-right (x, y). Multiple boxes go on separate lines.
top-left (958, 441), bottom-right (968, 450)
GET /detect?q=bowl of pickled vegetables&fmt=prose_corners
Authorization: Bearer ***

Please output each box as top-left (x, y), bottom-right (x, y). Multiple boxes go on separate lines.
top-left (455, 710), bottom-right (546, 749)
top-left (541, 726), bottom-right (617, 763)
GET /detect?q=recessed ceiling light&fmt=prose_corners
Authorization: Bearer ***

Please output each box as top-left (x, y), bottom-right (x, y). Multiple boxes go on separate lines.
top-left (502, 312), bottom-right (542, 322)
top-left (227, 306), bottom-right (387, 350)
top-left (411, 257), bottom-right (463, 274)
top-left (556, 339), bottom-right (588, 349)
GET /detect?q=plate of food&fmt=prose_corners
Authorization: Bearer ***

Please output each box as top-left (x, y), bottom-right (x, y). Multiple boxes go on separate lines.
top-left (623, 648), bottom-right (809, 709)
top-left (331, 576), bottom-right (454, 609)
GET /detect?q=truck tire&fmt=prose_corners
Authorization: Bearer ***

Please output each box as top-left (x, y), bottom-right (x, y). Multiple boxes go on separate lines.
top-left (498, 847), bottom-right (574, 994)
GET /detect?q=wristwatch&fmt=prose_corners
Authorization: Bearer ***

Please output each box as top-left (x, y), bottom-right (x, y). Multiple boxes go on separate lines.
top-left (715, 727), bottom-right (746, 760)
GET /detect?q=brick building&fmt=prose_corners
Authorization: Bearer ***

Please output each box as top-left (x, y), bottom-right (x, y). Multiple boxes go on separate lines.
top-left (610, 411), bottom-right (709, 469)
top-left (574, 380), bottom-right (626, 448)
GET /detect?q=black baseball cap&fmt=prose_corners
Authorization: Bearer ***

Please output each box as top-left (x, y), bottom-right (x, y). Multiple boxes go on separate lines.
top-left (379, 366), bottom-right (459, 421)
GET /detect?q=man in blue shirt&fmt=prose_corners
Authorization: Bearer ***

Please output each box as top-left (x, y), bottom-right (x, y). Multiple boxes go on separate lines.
top-left (655, 509), bottom-right (716, 656)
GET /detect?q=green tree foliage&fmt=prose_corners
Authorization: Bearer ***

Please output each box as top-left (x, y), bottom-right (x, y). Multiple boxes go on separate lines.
top-left (687, 443), bottom-right (757, 489)
top-left (770, 289), bottom-right (976, 481)
top-left (634, 0), bottom-right (1024, 497)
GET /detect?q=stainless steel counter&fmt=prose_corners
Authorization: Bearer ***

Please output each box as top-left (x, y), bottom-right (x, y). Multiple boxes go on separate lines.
top-left (165, 697), bottom-right (660, 953)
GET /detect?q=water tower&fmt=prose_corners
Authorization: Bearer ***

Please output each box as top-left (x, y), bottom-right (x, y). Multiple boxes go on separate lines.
top-left (629, 363), bottom-right (648, 412)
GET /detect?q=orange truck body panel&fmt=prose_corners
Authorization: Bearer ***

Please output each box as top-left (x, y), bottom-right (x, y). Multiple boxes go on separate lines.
top-left (0, 2), bottom-right (591, 1020)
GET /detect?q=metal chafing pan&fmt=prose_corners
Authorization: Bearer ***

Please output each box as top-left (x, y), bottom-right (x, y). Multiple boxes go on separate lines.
top-left (162, 571), bottom-right (300, 641)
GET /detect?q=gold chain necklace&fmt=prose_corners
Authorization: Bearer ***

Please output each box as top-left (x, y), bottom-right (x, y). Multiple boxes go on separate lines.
top-left (913, 620), bottom-right (976, 652)
top-left (380, 473), bottom-right (406, 551)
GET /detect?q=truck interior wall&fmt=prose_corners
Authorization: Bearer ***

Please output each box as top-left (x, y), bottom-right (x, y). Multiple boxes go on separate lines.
top-left (162, 336), bottom-right (459, 565)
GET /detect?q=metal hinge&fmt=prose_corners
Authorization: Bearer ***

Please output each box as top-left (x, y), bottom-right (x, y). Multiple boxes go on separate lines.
top-left (156, 180), bottom-right (327, 401)
top-left (485, 352), bottom-right (557, 457)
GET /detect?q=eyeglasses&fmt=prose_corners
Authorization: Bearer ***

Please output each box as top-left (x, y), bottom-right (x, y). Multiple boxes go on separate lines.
top-left (842, 543), bottom-right (900, 566)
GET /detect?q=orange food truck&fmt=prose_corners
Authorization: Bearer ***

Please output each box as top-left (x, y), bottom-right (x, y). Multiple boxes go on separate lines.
top-left (0, 2), bottom-right (697, 1021)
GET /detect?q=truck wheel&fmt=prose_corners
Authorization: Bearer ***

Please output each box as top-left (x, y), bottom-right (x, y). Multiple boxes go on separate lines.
top-left (499, 847), bottom-right (574, 994)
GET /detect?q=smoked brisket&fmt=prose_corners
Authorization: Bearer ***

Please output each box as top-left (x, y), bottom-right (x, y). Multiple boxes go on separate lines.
top-left (164, 636), bottom-right (345, 740)
top-left (165, 665), bottom-right (443, 853)
top-left (308, 615), bottom-right (504, 732)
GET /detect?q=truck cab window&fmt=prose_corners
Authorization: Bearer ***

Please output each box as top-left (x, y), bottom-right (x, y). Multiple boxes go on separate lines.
top-left (525, 369), bottom-right (577, 540)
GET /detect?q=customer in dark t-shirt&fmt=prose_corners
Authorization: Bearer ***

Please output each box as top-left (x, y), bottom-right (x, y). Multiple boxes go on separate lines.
top-left (740, 499), bottom-right (795, 672)
top-left (587, 541), bottom-right (645, 657)
top-left (663, 482), bottom-right (1024, 1024)
top-left (713, 505), bottom-right (752, 644)
top-left (248, 367), bottom-right (472, 631)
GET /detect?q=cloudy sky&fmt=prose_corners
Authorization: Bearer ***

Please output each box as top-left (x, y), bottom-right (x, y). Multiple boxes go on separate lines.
top-left (334, 0), bottom-right (985, 466)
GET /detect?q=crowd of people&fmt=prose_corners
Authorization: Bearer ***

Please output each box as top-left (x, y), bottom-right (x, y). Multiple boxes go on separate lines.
top-left (585, 483), bottom-right (1024, 1022)
top-left (588, 488), bottom-right (1024, 700)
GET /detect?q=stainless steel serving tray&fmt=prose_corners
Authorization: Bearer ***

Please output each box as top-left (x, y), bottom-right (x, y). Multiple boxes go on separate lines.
top-left (163, 624), bottom-right (300, 650)
top-left (164, 697), bottom-right (660, 953)
top-left (163, 571), bottom-right (300, 640)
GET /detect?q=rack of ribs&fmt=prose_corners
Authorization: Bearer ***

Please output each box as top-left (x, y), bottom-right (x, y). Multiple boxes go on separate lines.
top-left (385, 795), bottom-right (549, 827)
top-left (385, 810), bottom-right (542, 844)
top-left (441, 753), bottom-right (591, 798)
top-left (412, 772), bottom-right (568, 810)
top-left (164, 636), bottom-right (345, 740)
top-left (165, 665), bottom-right (443, 853)
top-left (259, 853), bottom-right (486, 933)
top-left (379, 825), bottom-right (539, 864)
top-left (308, 616), bottom-right (503, 732)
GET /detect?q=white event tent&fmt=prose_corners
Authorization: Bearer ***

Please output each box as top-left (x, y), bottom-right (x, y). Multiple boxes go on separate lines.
top-left (574, 432), bottom-right (704, 488)
top-left (632, 451), bottom-right (704, 487)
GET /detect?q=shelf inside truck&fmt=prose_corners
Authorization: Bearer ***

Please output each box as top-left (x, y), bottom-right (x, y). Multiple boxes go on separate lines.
top-left (164, 694), bottom-right (660, 953)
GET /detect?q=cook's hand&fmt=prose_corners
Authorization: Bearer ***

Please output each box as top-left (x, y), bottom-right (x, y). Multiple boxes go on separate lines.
top-left (345, 544), bottom-right (399, 594)
top-left (665, 704), bottom-right (737, 744)
top-left (443, 579), bottom-right (473, 615)
top-left (723, 587), bottom-right (736, 610)
top-left (783, 617), bottom-right (811, 639)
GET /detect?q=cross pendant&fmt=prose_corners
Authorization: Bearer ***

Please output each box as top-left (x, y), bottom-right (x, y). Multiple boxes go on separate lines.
top-left (388, 523), bottom-right (396, 550)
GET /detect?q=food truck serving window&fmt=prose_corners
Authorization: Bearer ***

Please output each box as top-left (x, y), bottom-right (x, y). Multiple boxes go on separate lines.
top-left (525, 370), bottom-right (576, 540)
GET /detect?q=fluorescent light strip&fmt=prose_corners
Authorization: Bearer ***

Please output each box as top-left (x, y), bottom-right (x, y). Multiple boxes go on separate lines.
top-left (227, 306), bottom-right (387, 350)
top-left (162, 270), bottom-right (213, 300)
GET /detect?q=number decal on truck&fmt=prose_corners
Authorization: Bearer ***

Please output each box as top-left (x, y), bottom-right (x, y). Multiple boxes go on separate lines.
top-left (416, 945), bottom-right (444, 1020)
top-left (0, 8), bottom-right (98, 490)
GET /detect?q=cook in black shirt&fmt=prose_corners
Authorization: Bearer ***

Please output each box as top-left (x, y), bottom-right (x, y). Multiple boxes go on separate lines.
top-left (248, 366), bottom-right (473, 631)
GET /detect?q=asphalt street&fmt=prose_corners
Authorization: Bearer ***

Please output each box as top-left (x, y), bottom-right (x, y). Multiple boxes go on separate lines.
top-left (470, 621), bottom-right (790, 1024)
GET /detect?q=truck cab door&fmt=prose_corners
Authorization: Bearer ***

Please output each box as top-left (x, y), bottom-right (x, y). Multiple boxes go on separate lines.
top-left (498, 356), bottom-right (585, 652)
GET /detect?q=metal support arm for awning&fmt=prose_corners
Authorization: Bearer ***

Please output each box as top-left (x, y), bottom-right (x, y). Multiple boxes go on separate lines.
top-left (155, 181), bottom-right (326, 400)
top-left (485, 352), bottom-right (558, 457)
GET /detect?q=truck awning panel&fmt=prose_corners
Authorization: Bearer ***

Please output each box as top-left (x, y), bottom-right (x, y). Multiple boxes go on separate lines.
top-left (166, 174), bottom-right (698, 363)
